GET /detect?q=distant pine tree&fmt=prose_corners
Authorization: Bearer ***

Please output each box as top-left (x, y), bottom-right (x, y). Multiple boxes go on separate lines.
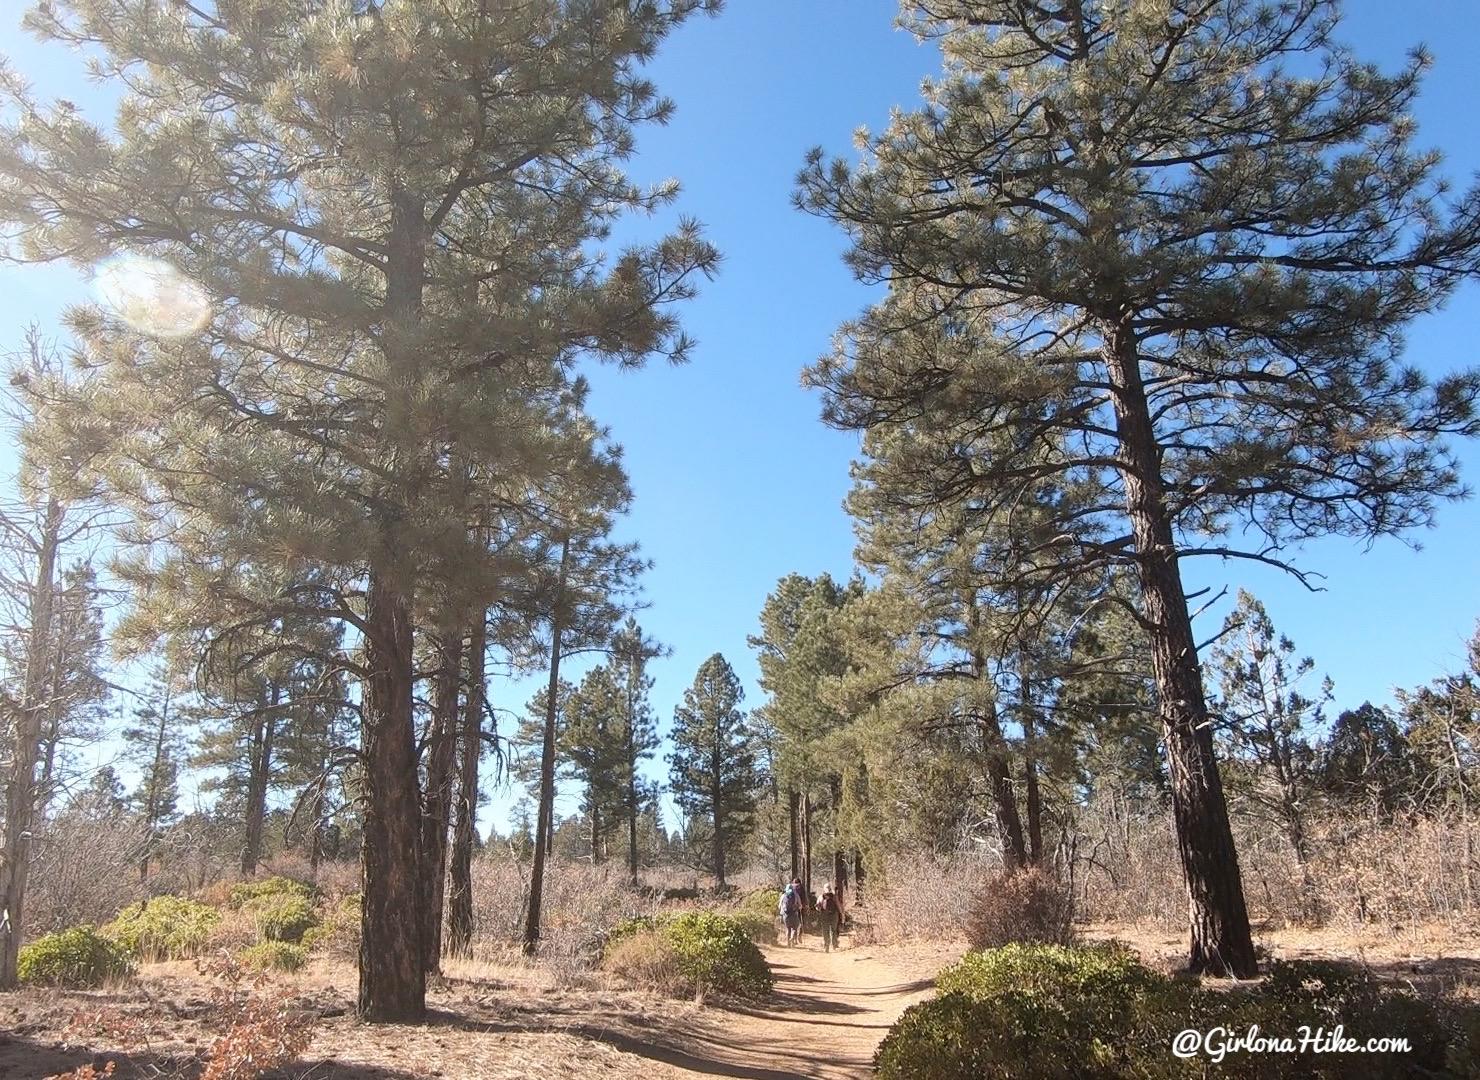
top-left (668, 653), bottom-right (757, 888)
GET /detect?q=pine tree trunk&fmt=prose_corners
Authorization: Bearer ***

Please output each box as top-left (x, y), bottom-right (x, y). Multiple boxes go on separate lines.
top-left (625, 661), bottom-right (640, 888)
top-left (140, 692), bottom-right (173, 882)
top-left (0, 497), bottom-right (61, 990)
top-left (357, 184), bottom-right (431, 1019)
top-left (1019, 654), bottom-right (1044, 866)
top-left (852, 849), bottom-right (865, 907)
top-left (711, 748), bottom-right (726, 888)
top-left (524, 537), bottom-right (570, 955)
top-left (420, 628), bottom-right (464, 974)
top-left (800, 791), bottom-right (813, 902)
top-left (358, 567), bottom-right (425, 1021)
top-left (830, 774), bottom-right (847, 892)
top-left (979, 698), bottom-right (1028, 870)
top-left (969, 608), bottom-right (1028, 869)
top-left (591, 804), bottom-right (603, 866)
top-left (241, 681), bottom-right (280, 876)
top-left (1103, 324), bottom-right (1257, 978)
top-left (787, 788), bottom-right (800, 881)
top-left (448, 613), bottom-right (485, 959)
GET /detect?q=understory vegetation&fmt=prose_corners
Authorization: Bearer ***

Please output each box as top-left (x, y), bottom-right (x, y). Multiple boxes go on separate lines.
top-left (877, 944), bottom-right (1480, 1080)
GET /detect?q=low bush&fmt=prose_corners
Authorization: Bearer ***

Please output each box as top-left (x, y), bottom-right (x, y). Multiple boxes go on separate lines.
top-left (1207, 960), bottom-right (1479, 1078)
top-left (664, 911), bottom-right (773, 999)
top-left (876, 944), bottom-right (1480, 1080)
top-left (237, 941), bottom-right (309, 973)
top-left (965, 867), bottom-right (1075, 950)
top-left (301, 892), bottom-right (359, 959)
top-left (731, 888), bottom-right (782, 944)
top-left (603, 914), bottom-right (664, 952)
top-left (602, 911), bottom-right (772, 999)
top-left (18, 926), bottom-right (134, 988)
top-left (242, 891), bottom-right (317, 944)
top-left (227, 875), bottom-right (316, 910)
top-left (601, 929), bottom-right (689, 996)
top-left (101, 896), bottom-right (220, 961)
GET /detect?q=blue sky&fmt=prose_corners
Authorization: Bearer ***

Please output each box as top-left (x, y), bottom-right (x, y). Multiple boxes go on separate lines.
top-left (3, 2), bottom-right (1479, 835)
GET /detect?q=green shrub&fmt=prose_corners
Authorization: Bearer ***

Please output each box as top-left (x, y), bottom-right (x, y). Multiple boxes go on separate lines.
top-left (1205, 960), bottom-right (1478, 1078)
top-left (603, 914), bottom-right (665, 953)
top-left (227, 875), bottom-right (316, 910)
top-left (663, 911), bottom-right (773, 999)
top-left (877, 946), bottom-right (1480, 1080)
top-left (102, 896), bottom-right (220, 961)
top-left (243, 890), bottom-right (318, 943)
top-left (731, 889), bottom-right (782, 944)
top-left (18, 926), bottom-right (134, 988)
top-left (602, 911), bottom-right (773, 999)
top-left (879, 943), bottom-right (1182, 1079)
top-left (740, 888), bottom-right (781, 917)
top-left (302, 893), bottom-right (360, 958)
top-left (238, 940), bottom-right (309, 973)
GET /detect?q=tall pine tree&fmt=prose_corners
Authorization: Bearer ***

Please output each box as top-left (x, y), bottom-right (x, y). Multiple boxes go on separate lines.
top-left (668, 652), bottom-right (756, 888)
top-left (799, 0), bottom-right (1480, 975)
top-left (2, 0), bottom-right (717, 1018)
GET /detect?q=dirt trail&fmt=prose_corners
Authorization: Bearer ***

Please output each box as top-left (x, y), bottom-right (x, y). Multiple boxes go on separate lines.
top-left (643, 938), bottom-right (938, 1080)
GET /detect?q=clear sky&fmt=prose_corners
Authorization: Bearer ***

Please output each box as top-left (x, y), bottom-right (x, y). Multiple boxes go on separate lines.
top-left (3, 2), bottom-right (1479, 835)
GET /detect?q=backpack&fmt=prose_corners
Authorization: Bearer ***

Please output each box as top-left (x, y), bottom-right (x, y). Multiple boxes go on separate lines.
top-left (781, 888), bottom-right (800, 917)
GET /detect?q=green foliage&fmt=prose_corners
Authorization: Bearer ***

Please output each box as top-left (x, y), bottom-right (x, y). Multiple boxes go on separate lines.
top-left (603, 914), bottom-right (664, 953)
top-left (603, 911), bottom-right (772, 998)
top-left (661, 911), bottom-right (773, 999)
top-left (731, 888), bottom-right (783, 944)
top-left (17, 926), bottom-right (133, 988)
top-left (301, 893), bottom-right (360, 958)
top-left (244, 891), bottom-right (319, 944)
top-left (237, 940), bottom-right (310, 973)
top-left (227, 875), bottom-right (316, 910)
top-left (878, 946), bottom-right (1480, 1080)
top-left (1215, 961), bottom-right (1478, 1079)
top-left (667, 653), bottom-right (757, 883)
top-left (101, 895), bottom-right (220, 961)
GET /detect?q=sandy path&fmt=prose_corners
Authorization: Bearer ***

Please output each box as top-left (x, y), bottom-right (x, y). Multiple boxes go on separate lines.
top-left (630, 937), bottom-right (937, 1080)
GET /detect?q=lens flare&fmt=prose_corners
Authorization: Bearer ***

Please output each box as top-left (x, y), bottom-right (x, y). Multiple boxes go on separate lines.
top-left (93, 255), bottom-right (212, 339)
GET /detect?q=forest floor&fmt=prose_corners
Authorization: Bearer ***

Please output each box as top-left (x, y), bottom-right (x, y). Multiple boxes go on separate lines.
top-left (0, 934), bottom-right (947, 1080)
top-left (6, 923), bottom-right (1478, 1079)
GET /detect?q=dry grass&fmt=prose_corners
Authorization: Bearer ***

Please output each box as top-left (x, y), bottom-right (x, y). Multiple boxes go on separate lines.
top-left (600, 930), bottom-right (692, 998)
top-left (1073, 808), bottom-right (1480, 934)
top-left (849, 851), bottom-right (986, 946)
top-left (467, 858), bottom-right (664, 978)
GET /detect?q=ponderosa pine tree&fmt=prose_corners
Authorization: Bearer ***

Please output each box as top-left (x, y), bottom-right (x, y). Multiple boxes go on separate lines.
top-left (126, 661), bottom-right (189, 880)
top-left (561, 665), bottom-right (627, 864)
top-left (1208, 591), bottom-right (1329, 883)
top-left (611, 618), bottom-right (663, 886)
top-left (2, 0), bottom-right (717, 1018)
top-left (750, 574), bottom-right (860, 894)
top-left (190, 592), bottom-right (348, 876)
top-left (799, 0), bottom-right (1480, 975)
top-left (668, 652), bottom-right (756, 888)
top-left (0, 328), bottom-right (109, 989)
top-left (521, 453), bottom-right (648, 953)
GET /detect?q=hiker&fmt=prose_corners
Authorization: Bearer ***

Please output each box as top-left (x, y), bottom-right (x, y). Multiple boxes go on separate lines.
top-left (817, 883), bottom-right (842, 952)
top-left (779, 878), bottom-right (803, 945)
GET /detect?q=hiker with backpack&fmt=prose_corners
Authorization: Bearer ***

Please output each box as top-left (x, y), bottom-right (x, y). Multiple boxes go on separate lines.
top-left (817, 883), bottom-right (843, 952)
top-left (779, 878), bottom-right (803, 946)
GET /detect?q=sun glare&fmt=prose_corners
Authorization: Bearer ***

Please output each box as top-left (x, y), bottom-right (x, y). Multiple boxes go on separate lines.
top-left (93, 254), bottom-right (212, 339)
